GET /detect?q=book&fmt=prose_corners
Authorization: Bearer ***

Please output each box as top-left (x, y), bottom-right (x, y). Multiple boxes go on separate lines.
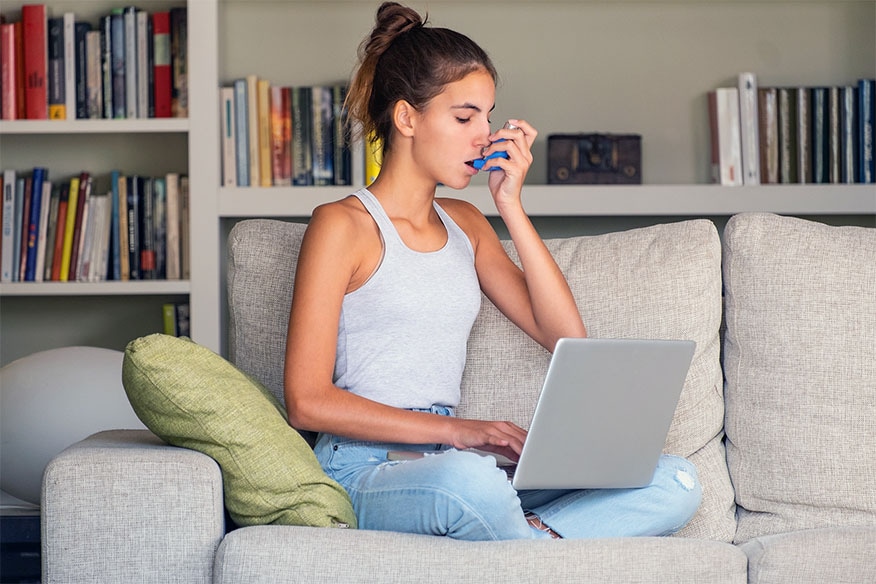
top-left (22, 4), bottom-right (48, 119)
top-left (46, 17), bottom-right (65, 120)
top-left (1, 23), bottom-right (16, 120)
top-left (14, 20), bottom-right (25, 119)
top-left (257, 78), bottom-right (272, 187)
top-left (232, 79), bottom-right (249, 186)
top-left (796, 87), bottom-right (811, 183)
top-left (269, 85), bottom-right (292, 186)
top-left (59, 175), bottom-right (80, 281)
top-left (810, 87), bottom-right (829, 184)
top-left (828, 87), bottom-right (841, 184)
top-left (85, 30), bottom-right (102, 118)
top-left (42, 182), bottom-right (60, 280)
top-left (152, 11), bottom-right (172, 118)
top-left (165, 172), bottom-right (180, 280)
top-left (124, 7), bottom-right (137, 118)
top-left (163, 301), bottom-right (190, 337)
top-left (100, 15), bottom-right (113, 119)
top-left (777, 88), bottom-right (798, 184)
top-left (179, 175), bottom-right (189, 279)
top-left (311, 85), bottom-right (334, 185)
top-left (34, 178), bottom-right (51, 281)
top-left (24, 167), bottom-right (48, 281)
top-left (707, 88), bottom-right (742, 186)
top-left (858, 78), bottom-right (874, 184)
top-left (18, 177), bottom-right (31, 281)
top-left (136, 9), bottom-right (149, 119)
top-left (170, 6), bottom-right (187, 117)
top-left (220, 86), bottom-right (237, 187)
top-left (153, 177), bottom-right (167, 279)
top-left (109, 170), bottom-right (122, 280)
top-left (840, 85), bottom-right (858, 184)
top-left (73, 21), bottom-right (91, 119)
top-left (291, 86), bottom-right (313, 185)
top-left (1, 170), bottom-right (15, 282)
top-left (246, 75), bottom-right (260, 186)
top-left (62, 12), bottom-right (75, 119)
top-left (118, 174), bottom-right (129, 280)
top-left (333, 84), bottom-right (352, 186)
top-left (49, 182), bottom-right (68, 281)
top-left (110, 9), bottom-right (125, 119)
top-left (126, 175), bottom-right (140, 279)
top-left (757, 88), bottom-right (779, 184)
top-left (139, 177), bottom-right (155, 279)
top-left (737, 72), bottom-right (760, 185)
top-left (69, 172), bottom-right (92, 281)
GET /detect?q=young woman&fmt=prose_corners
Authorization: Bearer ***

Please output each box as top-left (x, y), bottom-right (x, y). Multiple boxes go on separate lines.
top-left (284, 1), bottom-right (701, 540)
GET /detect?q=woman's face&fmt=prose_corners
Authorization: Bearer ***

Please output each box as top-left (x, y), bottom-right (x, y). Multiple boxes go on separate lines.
top-left (410, 68), bottom-right (496, 189)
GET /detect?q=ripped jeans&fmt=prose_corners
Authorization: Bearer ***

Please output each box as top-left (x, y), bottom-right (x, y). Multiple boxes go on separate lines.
top-left (313, 405), bottom-right (702, 541)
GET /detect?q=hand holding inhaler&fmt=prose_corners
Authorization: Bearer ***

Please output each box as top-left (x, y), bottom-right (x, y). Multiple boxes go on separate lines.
top-left (472, 122), bottom-right (518, 171)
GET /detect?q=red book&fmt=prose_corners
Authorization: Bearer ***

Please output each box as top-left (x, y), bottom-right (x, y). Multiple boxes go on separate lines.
top-left (152, 11), bottom-right (172, 118)
top-left (50, 182), bottom-right (69, 281)
top-left (1, 23), bottom-right (16, 119)
top-left (14, 21), bottom-right (25, 119)
top-left (22, 4), bottom-right (48, 120)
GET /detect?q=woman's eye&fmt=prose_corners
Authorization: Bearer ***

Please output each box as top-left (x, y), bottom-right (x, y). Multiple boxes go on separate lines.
top-left (456, 117), bottom-right (470, 124)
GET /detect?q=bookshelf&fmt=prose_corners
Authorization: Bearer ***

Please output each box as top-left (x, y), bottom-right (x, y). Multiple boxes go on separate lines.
top-left (0, 0), bottom-right (218, 365)
top-left (1, 1), bottom-right (874, 364)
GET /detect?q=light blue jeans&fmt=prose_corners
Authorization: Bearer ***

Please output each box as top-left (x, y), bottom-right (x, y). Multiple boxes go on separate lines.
top-left (313, 406), bottom-right (702, 541)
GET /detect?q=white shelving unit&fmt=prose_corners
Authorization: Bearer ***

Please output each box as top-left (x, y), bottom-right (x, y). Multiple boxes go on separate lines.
top-left (1, 1), bottom-right (874, 363)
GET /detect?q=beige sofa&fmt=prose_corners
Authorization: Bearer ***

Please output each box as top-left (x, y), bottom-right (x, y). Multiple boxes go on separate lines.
top-left (42, 212), bottom-right (875, 583)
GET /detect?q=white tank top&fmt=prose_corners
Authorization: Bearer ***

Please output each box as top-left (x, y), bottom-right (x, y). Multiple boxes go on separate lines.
top-left (332, 189), bottom-right (481, 409)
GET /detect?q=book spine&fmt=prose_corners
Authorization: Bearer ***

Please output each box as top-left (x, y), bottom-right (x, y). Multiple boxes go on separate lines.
top-left (220, 87), bottom-right (237, 187)
top-left (63, 13), bottom-right (75, 119)
top-left (257, 78), bottom-right (272, 187)
top-left (333, 84), bottom-right (351, 186)
top-left (85, 30), bottom-right (102, 118)
top-left (118, 174), bottom-right (129, 280)
top-left (73, 22), bottom-right (91, 119)
top-left (24, 168), bottom-right (47, 281)
top-left (778, 88), bottom-right (798, 184)
top-left (14, 21), bottom-right (25, 119)
top-left (246, 75), bottom-right (260, 186)
top-left (796, 87), bottom-right (811, 183)
top-left (828, 87), bottom-right (841, 184)
top-left (18, 177), bottom-right (31, 281)
top-left (292, 86), bottom-right (313, 185)
top-left (126, 176), bottom-right (140, 279)
top-left (840, 86), bottom-right (858, 184)
top-left (101, 15), bottom-right (113, 119)
top-left (50, 182), bottom-right (68, 281)
top-left (153, 177), bottom-right (167, 279)
top-left (1, 23), bottom-right (16, 120)
top-left (22, 4), bottom-right (48, 119)
top-left (737, 72), bottom-right (760, 185)
top-left (179, 176), bottom-right (189, 279)
top-left (110, 10), bottom-right (125, 119)
top-left (269, 86), bottom-right (292, 186)
top-left (170, 7), bottom-right (187, 118)
top-left (124, 7), bottom-right (137, 118)
top-left (47, 17), bottom-right (65, 120)
top-left (858, 78), bottom-right (874, 183)
top-left (1, 170), bottom-right (15, 282)
top-left (152, 11), bottom-right (172, 118)
top-left (165, 172), bottom-right (180, 280)
top-left (708, 88), bottom-right (742, 186)
top-left (810, 87), bottom-right (829, 184)
top-left (110, 170), bottom-right (121, 280)
top-left (139, 177), bottom-right (155, 279)
top-left (311, 85), bottom-right (335, 186)
top-left (68, 172), bottom-right (91, 281)
top-left (34, 179), bottom-right (52, 281)
top-left (59, 175), bottom-right (80, 281)
top-left (757, 88), bottom-right (779, 184)
top-left (233, 79), bottom-right (249, 186)
top-left (136, 9), bottom-right (148, 118)
top-left (42, 183), bottom-right (60, 280)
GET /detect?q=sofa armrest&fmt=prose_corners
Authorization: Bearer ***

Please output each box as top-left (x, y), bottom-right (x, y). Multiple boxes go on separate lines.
top-left (42, 430), bottom-right (225, 584)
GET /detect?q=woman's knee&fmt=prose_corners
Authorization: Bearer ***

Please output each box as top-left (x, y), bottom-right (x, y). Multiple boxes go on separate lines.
top-left (653, 454), bottom-right (702, 533)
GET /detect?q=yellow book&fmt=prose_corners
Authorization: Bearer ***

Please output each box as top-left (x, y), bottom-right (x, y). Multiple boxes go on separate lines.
top-left (59, 176), bottom-right (79, 281)
top-left (257, 79), bottom-right (272, 187)
top-left (365, 132), bottom-right (383, 186)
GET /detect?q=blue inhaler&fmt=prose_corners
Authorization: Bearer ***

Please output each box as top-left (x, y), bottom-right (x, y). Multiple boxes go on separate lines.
top-left (472, 122), bottom-right (517, 171)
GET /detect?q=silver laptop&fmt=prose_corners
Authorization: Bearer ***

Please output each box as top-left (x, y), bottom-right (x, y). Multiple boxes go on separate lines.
top-left (508, 337), bottom-right (695, 491)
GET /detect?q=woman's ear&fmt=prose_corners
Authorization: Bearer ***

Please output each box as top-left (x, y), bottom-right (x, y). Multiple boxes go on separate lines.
top-left (393, 100), bottom-right (416, 138)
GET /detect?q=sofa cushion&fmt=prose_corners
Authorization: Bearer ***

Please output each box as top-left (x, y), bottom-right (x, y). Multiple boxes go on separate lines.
top-left (121, 333), bottom-right (356, 529)
top-left (741, 527), bottom-right (876, 584)
top-left (723, 213), bottom-right (876, 543)
top-left (215, 525), bottom-right (748, 584)
top-left (460, 219), bottom-right (733, 541)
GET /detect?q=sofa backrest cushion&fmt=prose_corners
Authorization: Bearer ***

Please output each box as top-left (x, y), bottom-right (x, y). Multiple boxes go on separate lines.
top-left (227, 216), bottom-right (734, 541)
top-left (723, 212), bottom-right (876, 543)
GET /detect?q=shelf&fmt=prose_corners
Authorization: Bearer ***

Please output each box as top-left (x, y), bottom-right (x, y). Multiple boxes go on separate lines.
top-left (0, 119), bottom-right (189, 134)
top-left (0, 280), bottom-right (191, 297)
top-left (218, 184), bottom-right (876, 218)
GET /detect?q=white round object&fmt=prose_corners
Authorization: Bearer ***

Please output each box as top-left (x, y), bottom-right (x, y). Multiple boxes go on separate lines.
top-left (0, 346), bottom-right (146, 505)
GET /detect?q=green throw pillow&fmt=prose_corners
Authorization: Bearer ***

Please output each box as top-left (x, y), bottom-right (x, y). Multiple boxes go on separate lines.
top-left (122, 333), bottom-right (356, 529)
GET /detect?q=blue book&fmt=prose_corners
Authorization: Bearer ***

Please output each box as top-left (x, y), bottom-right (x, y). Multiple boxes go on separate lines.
top-left (233, 78), bottom-right (250, 186)
top-left (840, 86), bottom-right (858, 184)
top-left (858, 79), bottom-right (874, 183)
top-left (24, 167), bottom-right (48, 281)
top-left (110, 10), bottom-right (126, 119)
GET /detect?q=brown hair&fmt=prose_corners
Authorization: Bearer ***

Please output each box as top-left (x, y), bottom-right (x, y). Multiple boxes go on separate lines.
top-left (346, 2), bottom-right (498, 153)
